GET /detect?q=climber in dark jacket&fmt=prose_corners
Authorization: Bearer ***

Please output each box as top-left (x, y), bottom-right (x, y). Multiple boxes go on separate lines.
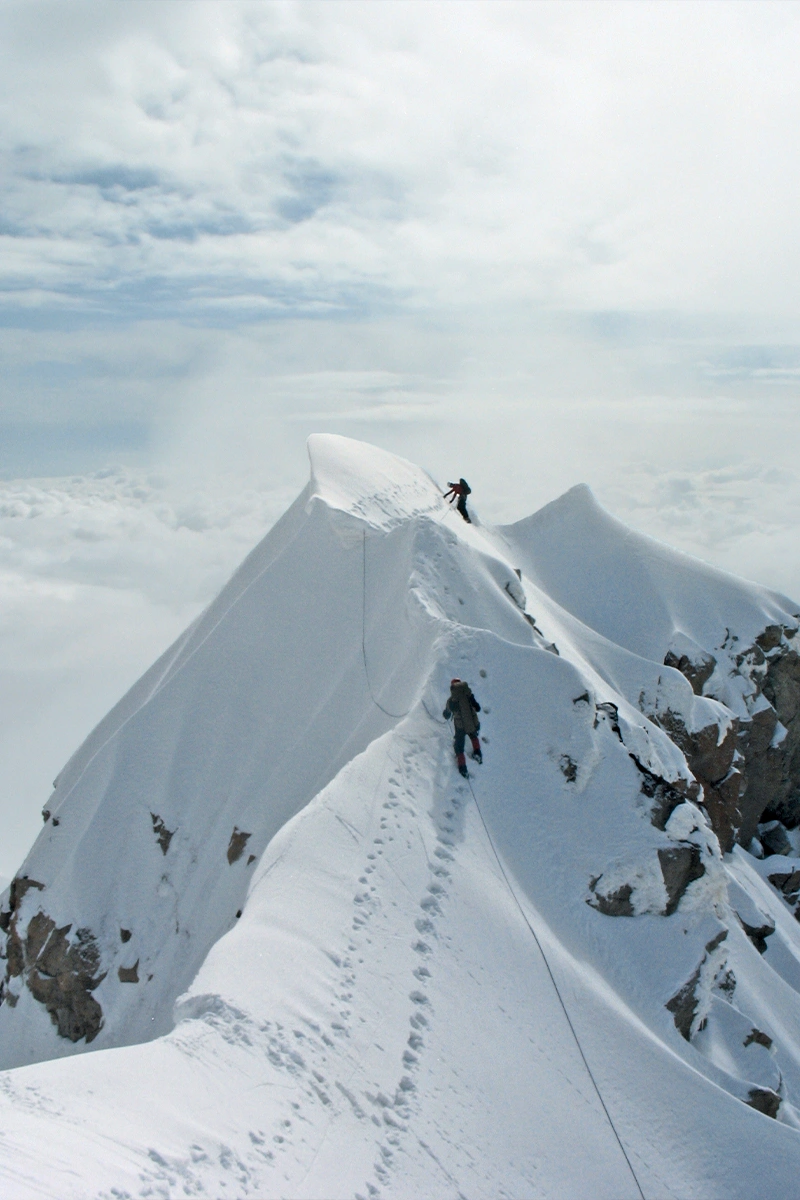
top-left (443, 478), bottom-right (472, 523)
top-left (443, 678), bottom-right (482, 777)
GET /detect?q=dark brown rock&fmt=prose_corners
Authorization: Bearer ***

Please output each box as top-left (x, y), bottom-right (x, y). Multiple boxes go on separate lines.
top-left (742, 647), bottom-right (800, 833)
top-left (742, 703), bottom-right (779, 759)
top-left (716, 967), bottom-right (736, 998)
top-left (150, 813), bottom-right (174, 855)
top-left (705, 929), bottom-right (728, 954)
top-left (659, 714), bottom-right (738, 786)
top-left (693, 723), bottom-right (739, 786)
top-left (658, 846), bottom-right (706, 915)
top-left (670, 626), bottom-right (800, 844)
top-left (587, 881), bottom-right (635, 917)
top-left (759, 821), bottom-right (792, 856)
top-left (744, 1028), bottom-right (773, 1049)
top-left (756, 625), bottom-right (783, 653)
top-left (118, 960), bottom-right (139, 984)
top-left (737, 914), bottom-right (775, 954)
top-left (1, 900), bottom-right (105, 1042)
top-left (37, 923), bottom-right (77, 979)
top-left (702, 771), bottom-right (744, 854)
top-left (664, 648), bottom-right (717, 695)
top-left (631, 758), bottom-right (693, 830)
top-left (768, 869), bottom-right (800, 898)
top-left (5, 927), bottom-right (24, 978)
top-left (8, 877), bottom-right (45, 911)
top-left (24, 912), bottom-right (56, 965)
top-left (651, 710), bottom-right (742, 848)
top-left (666, 963), bottom-right (703, 1040)
top-left (227, 827), bottom-right (251, 865)
top-left (120, 928), bottom-right (132, 943)
top-left (665, 930), bottom-right (728, 1040)
top-left (746, 1087), bottom-right (781, 1118)
top-left (559, 755), bottom-right (578, 783)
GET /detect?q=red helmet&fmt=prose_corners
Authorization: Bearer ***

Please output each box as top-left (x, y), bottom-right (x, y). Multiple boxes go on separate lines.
top-left (450, 678), bottom-right (461, 685)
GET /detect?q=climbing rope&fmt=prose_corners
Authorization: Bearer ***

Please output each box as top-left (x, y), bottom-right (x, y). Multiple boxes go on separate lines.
top-left (361, 529), bottom-right (412, 720)
top-left (463, 769), bottom-right (647, 1200)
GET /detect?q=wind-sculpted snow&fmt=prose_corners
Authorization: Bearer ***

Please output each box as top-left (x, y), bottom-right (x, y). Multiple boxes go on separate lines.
top-left (1, 435), bottom-right (800, 1197)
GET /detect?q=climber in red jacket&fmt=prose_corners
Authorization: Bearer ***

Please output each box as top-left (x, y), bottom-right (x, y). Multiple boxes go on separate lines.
top-left (443, 478), bottom-right (472, 523)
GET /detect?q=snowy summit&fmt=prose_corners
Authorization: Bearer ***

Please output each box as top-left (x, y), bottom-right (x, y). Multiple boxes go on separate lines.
top-left (1, 435), bottom-right (800, 1198)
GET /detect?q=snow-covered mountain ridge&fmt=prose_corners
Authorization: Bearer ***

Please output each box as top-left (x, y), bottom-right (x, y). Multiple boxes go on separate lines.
top-left (1, 435), bottom-right (800, 1198)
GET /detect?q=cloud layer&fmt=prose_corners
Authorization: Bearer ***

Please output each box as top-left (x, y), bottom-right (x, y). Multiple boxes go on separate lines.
top-left (4, 1), bottom-right (800, 322)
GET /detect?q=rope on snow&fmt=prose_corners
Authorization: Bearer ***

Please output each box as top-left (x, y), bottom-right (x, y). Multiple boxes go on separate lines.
top-left (360, 513), bottom-right (644, 1195)
top-left (464, 769), bottom-right (647, 1200)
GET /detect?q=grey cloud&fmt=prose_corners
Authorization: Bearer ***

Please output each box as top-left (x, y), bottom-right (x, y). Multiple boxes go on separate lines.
top-left (275, 164), bottom-right (338, 224)
top-left (144, 211), bottom-right (255, 242)
top-left (700, 345), bottom-right (800, 381)
top-left (44, 166), bottom-right (162, 193)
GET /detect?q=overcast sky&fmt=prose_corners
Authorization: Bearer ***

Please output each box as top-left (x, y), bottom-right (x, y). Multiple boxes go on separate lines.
top-left (2, 0), bottom-right (800, 876)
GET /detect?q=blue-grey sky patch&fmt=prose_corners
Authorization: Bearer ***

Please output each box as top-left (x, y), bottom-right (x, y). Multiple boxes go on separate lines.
top-left (0, 421), bottom-right (151, 478)
top-left (45, 165), bottom-right (163, 193)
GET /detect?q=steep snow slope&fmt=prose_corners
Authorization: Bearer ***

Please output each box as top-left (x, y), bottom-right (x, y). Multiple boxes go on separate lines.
top-left (502, 482), bottom-right (796, 663)
top-left (1, 436), bottom-right (800, 1198)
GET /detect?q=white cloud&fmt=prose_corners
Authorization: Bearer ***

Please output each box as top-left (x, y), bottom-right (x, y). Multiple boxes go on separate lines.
top-left (2, 1), bottom-right (800, 317)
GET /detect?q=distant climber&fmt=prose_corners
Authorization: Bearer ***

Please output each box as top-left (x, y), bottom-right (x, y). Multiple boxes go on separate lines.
top-left (443, 678), bottom-right (482, 777)
top-left (443, 478), bottom-right (472, 523)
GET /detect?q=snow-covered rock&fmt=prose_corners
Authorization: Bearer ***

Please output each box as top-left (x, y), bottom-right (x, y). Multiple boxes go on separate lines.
top-left (1, 435), bottom-right (800, 1198)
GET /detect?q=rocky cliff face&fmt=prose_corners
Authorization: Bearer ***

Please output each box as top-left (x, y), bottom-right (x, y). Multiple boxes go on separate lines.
top-left (0, 877), bottom-right (104, 1043)
top-left (663, 622), bottom-right (800, 851)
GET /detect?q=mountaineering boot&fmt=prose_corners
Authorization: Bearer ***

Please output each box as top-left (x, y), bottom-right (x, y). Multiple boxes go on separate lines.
top-left (457, 753), bottom-right (468, 778)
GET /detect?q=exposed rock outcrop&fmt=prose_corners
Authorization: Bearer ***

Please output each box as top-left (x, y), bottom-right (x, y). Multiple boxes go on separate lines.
top-left (759, 642), bottom-right (800, 827)
top-left (657, 846), bottom-right (705, 916)
top-left (737, 914), bottom-right (775, 954)
top-left (1, 879), bottom-right (105, 1043)
top-left (759, 820), bottom-right (792, 856)
top-left (663, 645), bottom-right (716, 696)
top-left (559, 755), bottom-right (578, 783)
top-left (666, 961), bottom-right (703, 1040)
top-left (652, 708), bottom-right (742, 852)
top-left (634, 759), bottom-right (693, 831)
top-left (767, 869), bottom-right (800, 904)
top-left (665, 929), bottom-right (728, 1041)
top-left (746, 1087), bottom-right (781, 1119)
top-left (587, 880), bottom-right (634, 917)
top-left (150, 813), bottom-right (174, 856)
top-left (744, 1028), bottom-right (773, 1050)
top-left (664, 624), bottom-right (800, 848)
top-left (588, 842), bottom-right (706, 919)
top-left (227, 827), bottom-right (252, 865)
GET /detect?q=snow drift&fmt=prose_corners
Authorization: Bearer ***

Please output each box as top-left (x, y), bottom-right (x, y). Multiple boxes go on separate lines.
top-left (1, 435), bottom-right (800, 1198)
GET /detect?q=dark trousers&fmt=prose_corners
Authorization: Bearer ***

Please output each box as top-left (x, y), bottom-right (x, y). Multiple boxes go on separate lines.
top-left (454, 728), bottom-right (481, 763)
top-left (456, 496), bottom-right (471, 523)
